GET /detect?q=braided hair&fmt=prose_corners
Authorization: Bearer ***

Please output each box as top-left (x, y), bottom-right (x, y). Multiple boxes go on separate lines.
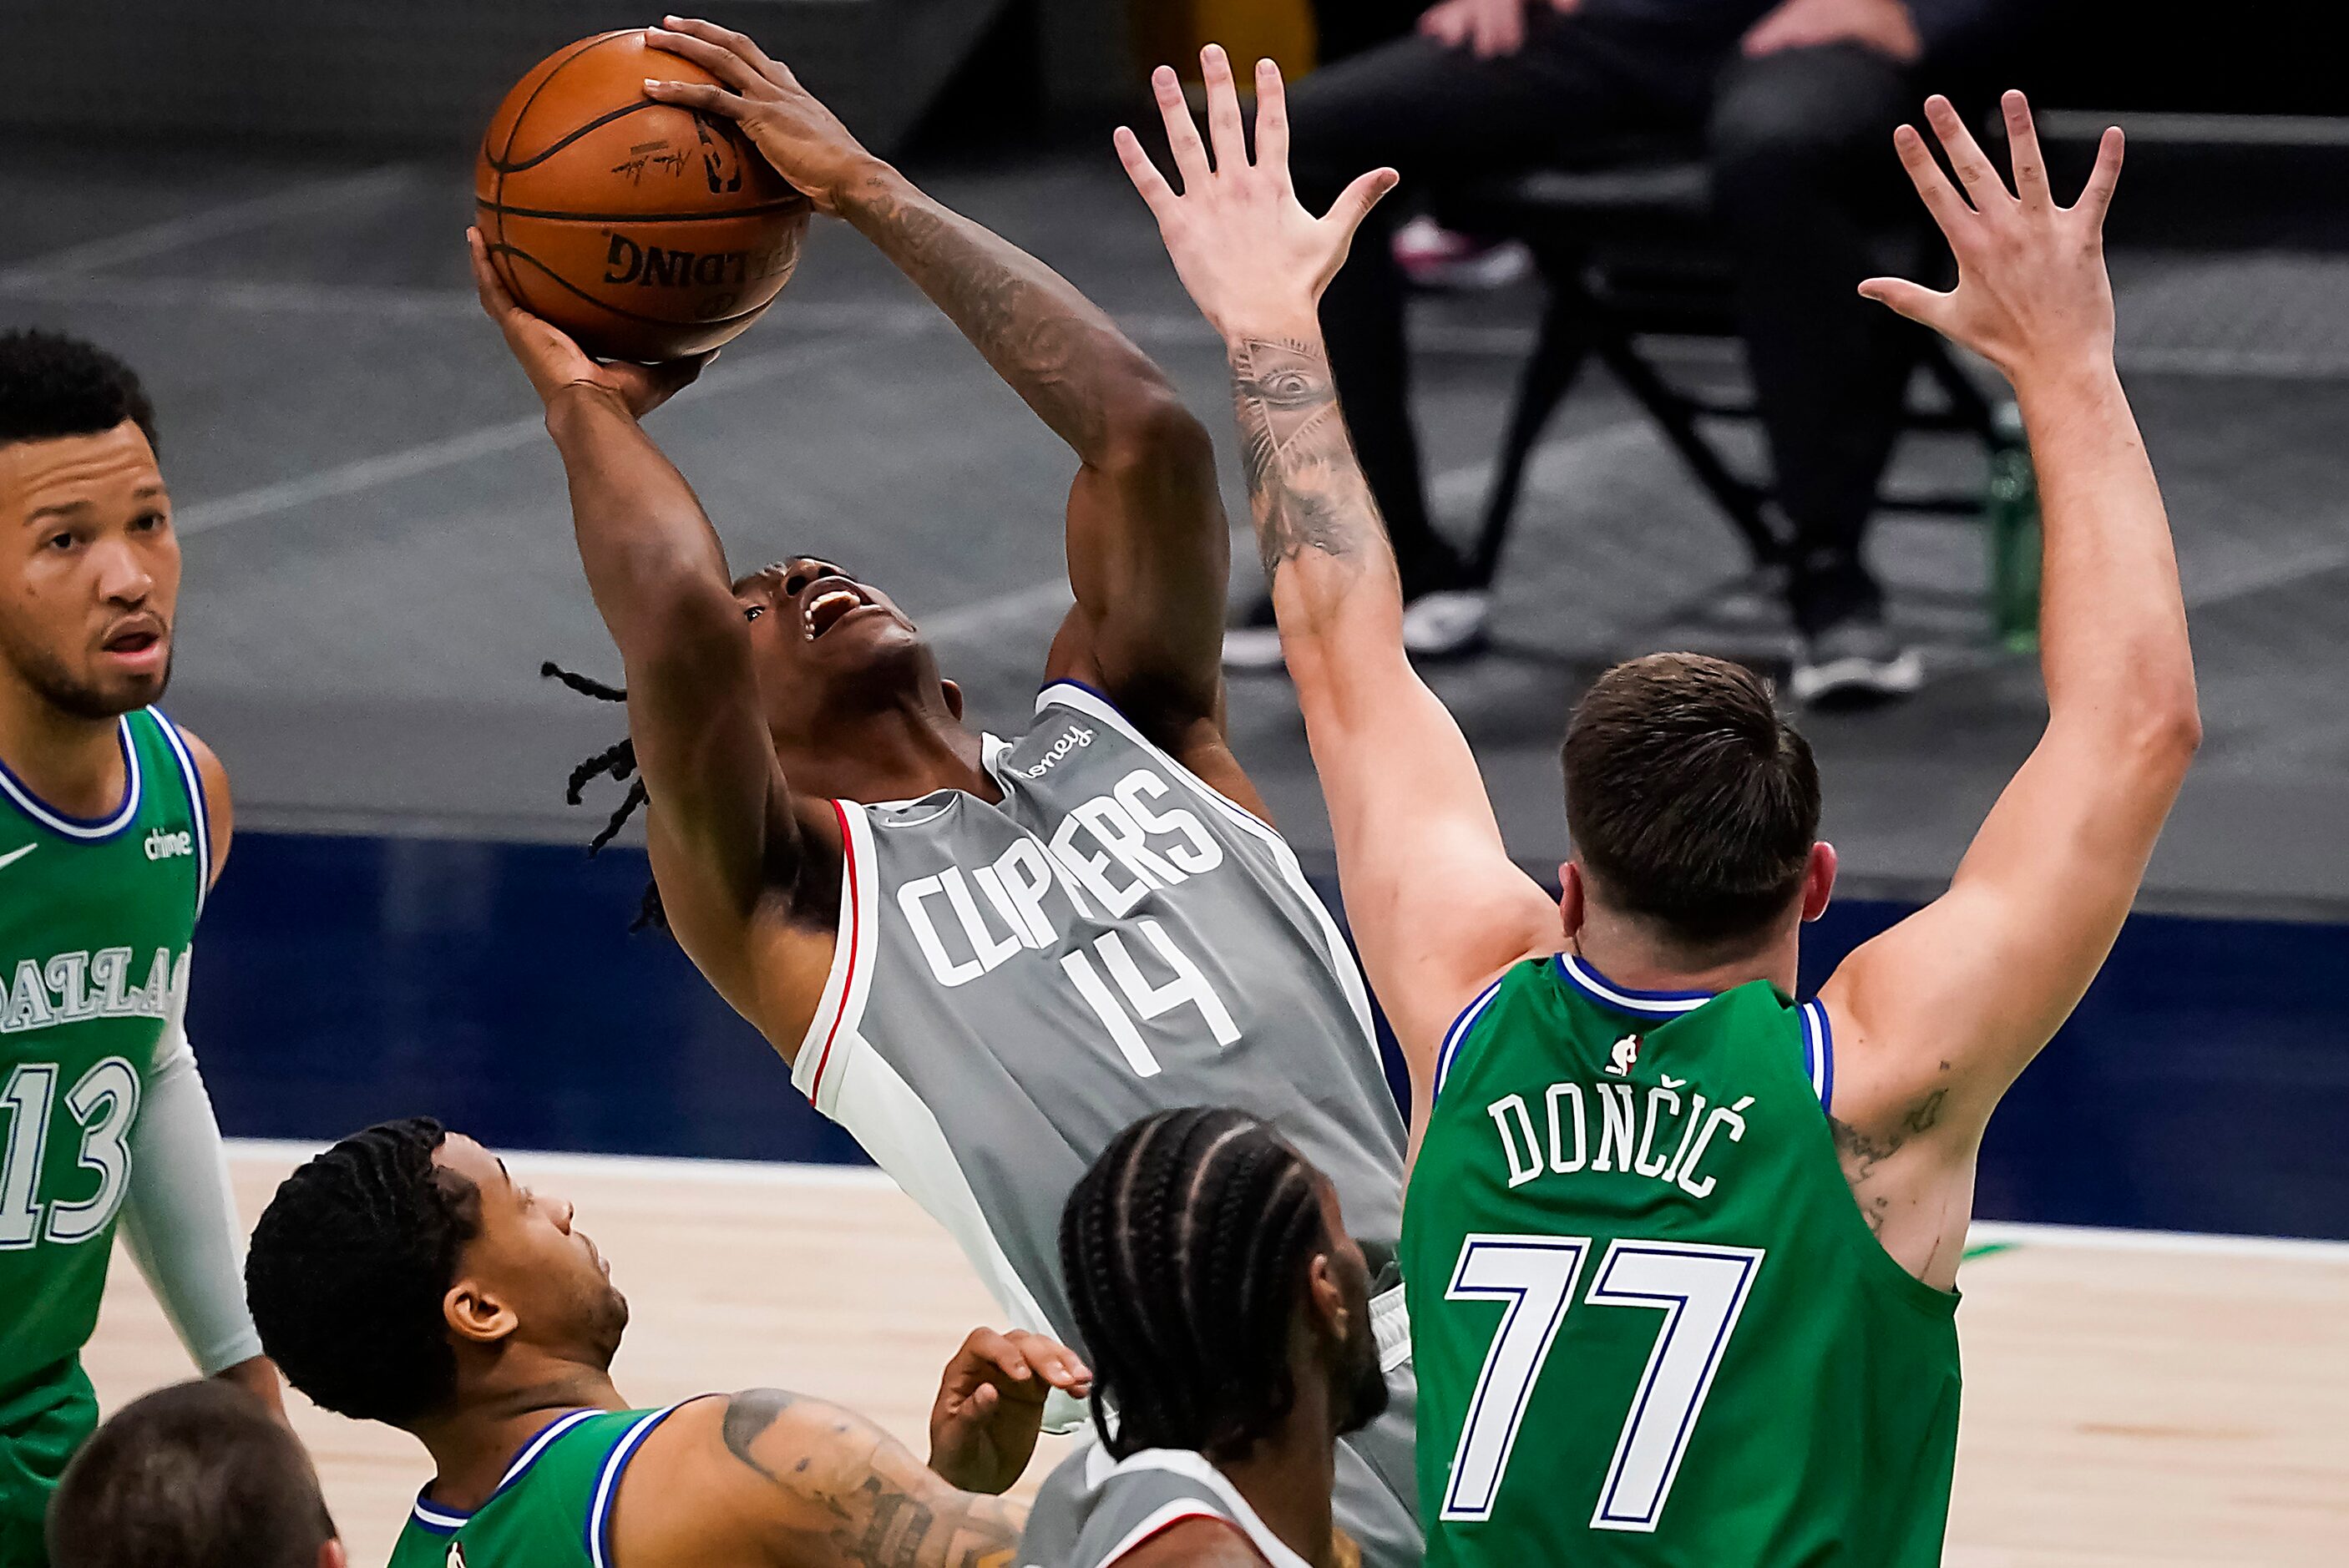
top-left (542, 662), bottom-right (666, 931)
top-left (1060, 1107), bottom-right (1332, 1462)
top-left (243, 1117), bottom-right (481, 1428)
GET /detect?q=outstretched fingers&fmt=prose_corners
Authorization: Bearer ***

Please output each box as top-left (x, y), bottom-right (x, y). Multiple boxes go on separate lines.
top-left (1923, 95), bottom-right (2006, 208)
top-left (1890, 122), bottom-right (1973, 242)
top-left (1254, 58), bottom-right (1290, 183)
top-left (2002, 90), bottom-right (2050, 208)
top-left (1857, 274), bottom-right (1952, 331)
top-left (1199, 44), bottom-right (1248, 175)
top-left (1152, 64), bottom-right (1212, 192)
top-left (1115, 124), bottom-right (1179, 220)
top-left (1324, 167), bottom-right (1400, 250)
top-left (2075, 124), bottom-right (2126, 225)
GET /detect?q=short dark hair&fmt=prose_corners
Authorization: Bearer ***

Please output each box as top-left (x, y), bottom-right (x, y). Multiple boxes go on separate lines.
top-left (46, 1379), bottom-right (334, 1568)
top-left (0, 329), bottom-right (157, 453)
top-left (246, 1117), bottom-right (480, 1427)
top-left (1060, 1108), bottom-right (1329, 1462)
top-left (1562, 653), bottom-right (1820, 946)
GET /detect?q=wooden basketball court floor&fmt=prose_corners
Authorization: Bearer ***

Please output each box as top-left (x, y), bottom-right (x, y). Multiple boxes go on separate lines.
top-left (80, 1146), bottom-right (2349, 1566)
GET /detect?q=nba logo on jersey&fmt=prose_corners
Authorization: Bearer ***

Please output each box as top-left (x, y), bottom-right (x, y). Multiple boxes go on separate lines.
top-left (445, 1545), bottom-right (467, 1568)
top-left (1605, 1034), bottom-right (1642, 1076)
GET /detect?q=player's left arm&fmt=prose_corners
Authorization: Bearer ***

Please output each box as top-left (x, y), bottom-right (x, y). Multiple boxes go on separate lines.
top-left (118, 728), bottom-right (283, 1415)
top-left (1818, 99), bottom-right (2197, 1252)
top-left (644, 19), bottom-right (1246, 799)
top-left (1123, 50), bottom-right (1562, 1122)
top-left (618, 1389), bottom-right (1028, 1568)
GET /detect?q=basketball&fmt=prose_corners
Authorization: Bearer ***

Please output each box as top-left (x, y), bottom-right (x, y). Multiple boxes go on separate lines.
top-left (475, 31), bottom-right (811, 362)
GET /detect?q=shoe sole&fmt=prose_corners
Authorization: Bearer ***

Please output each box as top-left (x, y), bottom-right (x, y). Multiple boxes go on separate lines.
top-left (1791, 650), bottom-right (1925, 708)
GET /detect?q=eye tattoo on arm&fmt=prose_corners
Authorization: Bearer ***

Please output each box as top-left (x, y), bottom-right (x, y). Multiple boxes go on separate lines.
top-left (1228, 336), bottom-right (1384, 586)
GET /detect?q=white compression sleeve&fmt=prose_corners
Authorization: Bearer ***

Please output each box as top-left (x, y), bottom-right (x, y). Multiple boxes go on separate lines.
top-left (119, 958), bottom-right (264, 1376)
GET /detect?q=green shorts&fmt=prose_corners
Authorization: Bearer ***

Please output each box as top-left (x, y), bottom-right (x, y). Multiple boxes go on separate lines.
top-left (0, 1358), bottom-right (97, 1568)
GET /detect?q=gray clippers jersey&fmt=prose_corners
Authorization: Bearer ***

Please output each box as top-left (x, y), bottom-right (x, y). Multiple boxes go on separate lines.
top-left (788, 681), bottom-right (1419, 1565)
top-left (1021, 1444), bottom-right (1311, 1568)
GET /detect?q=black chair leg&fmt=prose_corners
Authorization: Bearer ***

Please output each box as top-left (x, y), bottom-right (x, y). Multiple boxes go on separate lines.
top-left (1471, 287), bottom-right (1592, 587)
top-left (1588, 330), bottom-right (1785, 567)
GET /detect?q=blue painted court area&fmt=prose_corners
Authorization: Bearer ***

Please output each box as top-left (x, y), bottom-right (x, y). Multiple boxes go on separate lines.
top-left (190, 831), bottom-right (2349, 1242)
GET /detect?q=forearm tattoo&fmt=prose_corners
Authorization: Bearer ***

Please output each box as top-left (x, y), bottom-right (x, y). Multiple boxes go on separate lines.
top-left (846, 182), bottom-right (1122, 456)
top-left (1229, 336), bottom-right (1383, 588)
top-left (721, 1388), bottom-right (1022, 1568)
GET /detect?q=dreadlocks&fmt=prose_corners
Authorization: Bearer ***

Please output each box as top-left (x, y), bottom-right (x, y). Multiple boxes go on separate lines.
top-left (542, 661), bottom-right (666, 931)
top-left (1060, 1107), bottom-right (1334, 1462)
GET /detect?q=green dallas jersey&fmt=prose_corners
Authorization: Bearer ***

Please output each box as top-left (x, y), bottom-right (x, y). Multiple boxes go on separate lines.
top-left (0, 708), bottom-right (207, 1385)
top-left (1401, 953), bottom-right (1960, 1567)
top-left (389, 1405), bottom-right (691, 1568)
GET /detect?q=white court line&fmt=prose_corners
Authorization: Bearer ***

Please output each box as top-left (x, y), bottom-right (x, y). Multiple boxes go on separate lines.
top-left (0, 165), bottom-right (425, 286)
top-left (174, 310), bottom-right (935, 538)
top-left (220, 1138), bottom-right (2349, 1260)
top-left (1967, 1220), bottom-right (2349, 1265)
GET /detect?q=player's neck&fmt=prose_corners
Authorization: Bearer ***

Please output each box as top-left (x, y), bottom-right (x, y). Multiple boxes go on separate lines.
top-left (0, 675), bottom-right (129, 819)
top-left (1570, 908), bottom-right (1800, 999)
top-left (1215, 1399), bottom-right (1340, 1567)
top-left (799, 705), bottom-right (999, 806)
top-left (411, 1367), bottom-right (628, 1511)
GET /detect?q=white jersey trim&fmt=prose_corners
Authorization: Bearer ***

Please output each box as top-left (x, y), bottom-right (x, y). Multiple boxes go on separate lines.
top-left (1035, 681), bottom-right (1385, 1072)
top-left (794, 800), bottom-right (880, 1108)
top-left (151, 708), bottom-right (210, 919)
top-left (1080, 1447), bottom-right (1314, 1568)
top-left (1084, 1500), bottom-right (1242, 1568)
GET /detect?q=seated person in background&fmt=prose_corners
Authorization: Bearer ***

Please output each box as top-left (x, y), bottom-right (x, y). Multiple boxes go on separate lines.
top-left (1021, 1109), bottom-right (1394, 1568)
top-left (45, 1378), bottom-right (342, 1568)
top-left (244, 1117), bottom-right (1090, 1568)
top-left (1231, 0), bottom-right (2030, 700)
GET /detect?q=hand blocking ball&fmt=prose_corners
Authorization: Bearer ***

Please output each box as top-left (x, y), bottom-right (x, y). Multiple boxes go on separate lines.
top-left (476, 30), bottom-right (812, 362)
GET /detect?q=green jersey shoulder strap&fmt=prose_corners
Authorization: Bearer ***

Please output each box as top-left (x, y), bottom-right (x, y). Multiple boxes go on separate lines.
top-left (388, 1404), bottom-right (695, 1568)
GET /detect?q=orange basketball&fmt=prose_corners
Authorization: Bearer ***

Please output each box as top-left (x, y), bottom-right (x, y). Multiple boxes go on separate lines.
top-left (475, 31), bottom-right (812, 362)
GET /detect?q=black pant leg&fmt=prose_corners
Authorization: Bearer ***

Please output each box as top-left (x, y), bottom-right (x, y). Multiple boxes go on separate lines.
top-left (1285, 22), bottom-right (1673, 596)
top-left (1707, 43), bottom-right (1929, 633)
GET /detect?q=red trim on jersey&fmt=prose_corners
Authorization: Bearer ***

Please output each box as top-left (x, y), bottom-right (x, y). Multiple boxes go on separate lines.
top-left (807, 798), bottom-right (861, 1103)
top-left (1109, 1510), bottom-right (1258, 1566)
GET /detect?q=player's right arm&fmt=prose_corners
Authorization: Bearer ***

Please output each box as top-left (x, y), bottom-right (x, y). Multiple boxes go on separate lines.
top-left (468, 230), bottom-right (837, 1028)
top-left (1819, 96), bottom-right (2199, 1275)
top-left (1121, 50), bottom-right (1562, 1124)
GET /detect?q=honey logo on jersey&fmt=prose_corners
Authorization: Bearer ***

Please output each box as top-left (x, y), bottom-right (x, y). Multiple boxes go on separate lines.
top-left (1604, 1034), bottom-right (1642, 1077)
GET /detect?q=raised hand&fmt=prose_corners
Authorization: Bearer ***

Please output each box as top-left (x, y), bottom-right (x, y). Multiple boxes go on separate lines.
top-left (1116, 46), bottom-right (1397, 343)
top-left (641, 15), bottom-right (878, 215)
top-left (467, 227), bottom-right (707, 412)
top-left (1860, 93), bottom-right (2124, 385)
top-left (924, 1327), bottom-right (1091, 1496)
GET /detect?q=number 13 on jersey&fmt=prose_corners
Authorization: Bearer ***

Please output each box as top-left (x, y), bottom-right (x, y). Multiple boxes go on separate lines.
top-left (1441, 1233), bottom-right (1764, 1532)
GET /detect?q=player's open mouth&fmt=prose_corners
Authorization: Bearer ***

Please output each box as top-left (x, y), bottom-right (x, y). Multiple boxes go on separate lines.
top-left (802, 581), bottom-right (872, 641)
top-left (100, 623), bottom-right (166, 667)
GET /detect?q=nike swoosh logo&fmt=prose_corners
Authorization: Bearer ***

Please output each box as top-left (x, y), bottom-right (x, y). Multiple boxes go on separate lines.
top-left (0, 844), bottom-right (35, 871)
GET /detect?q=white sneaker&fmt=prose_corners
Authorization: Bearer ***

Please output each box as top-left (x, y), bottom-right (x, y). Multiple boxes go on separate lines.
top-left (1790, 618), bottom-right (1924, 707)
top-left (1401, 589), bottom-right (1491, 658)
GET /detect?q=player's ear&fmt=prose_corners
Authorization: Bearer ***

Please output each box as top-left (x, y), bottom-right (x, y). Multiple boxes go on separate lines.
top-left (1800, 842), bottom-right (1837, 923)
top-left (1305, 1252), bottom-right (1349, 1343)
top-left (443, 1277), bottom-right (520, 1348)
top-left (942, 679), bottom-right (964, 721)
top-left (318, 1536), bottom-right (348, 1568)
top-left (1558, 861), bottom-right (1587, 938)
